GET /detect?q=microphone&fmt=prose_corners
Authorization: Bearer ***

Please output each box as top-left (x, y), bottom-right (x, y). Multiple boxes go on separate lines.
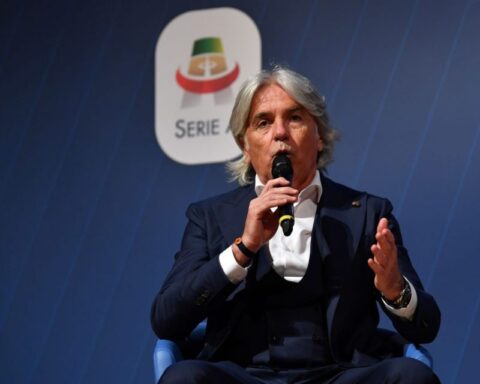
top-left (272, 154), bottom-right (294, 236)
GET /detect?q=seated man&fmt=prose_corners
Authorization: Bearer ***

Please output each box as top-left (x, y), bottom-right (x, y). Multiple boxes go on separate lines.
top-left (151, 66), bottom-right (441, 383)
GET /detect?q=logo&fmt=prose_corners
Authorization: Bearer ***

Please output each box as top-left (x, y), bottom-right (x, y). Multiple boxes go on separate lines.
top-left (155, 8), bottom-right (261, 165)
top-left (176, 37), bottom-right (240, 94)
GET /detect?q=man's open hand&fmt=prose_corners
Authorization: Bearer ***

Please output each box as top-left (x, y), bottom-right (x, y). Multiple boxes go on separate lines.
top-left (368, 218), bottom-right (404, 300)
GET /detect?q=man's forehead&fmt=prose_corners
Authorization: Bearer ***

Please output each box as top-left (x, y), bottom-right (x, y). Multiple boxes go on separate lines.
top-left (251, 106), bottom-right (304, 119)
top-left (249, 85), bottom-right (304, 116)
top-left (252, 84), bottom-right (295, 103)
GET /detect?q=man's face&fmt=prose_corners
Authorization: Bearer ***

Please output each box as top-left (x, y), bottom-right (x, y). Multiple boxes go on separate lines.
top-left (243, 84), bottom-right (323, 190)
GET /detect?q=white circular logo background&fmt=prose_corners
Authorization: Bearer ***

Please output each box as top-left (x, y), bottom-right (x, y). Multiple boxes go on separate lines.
top-left (155, 7), bottom-right (262, 165)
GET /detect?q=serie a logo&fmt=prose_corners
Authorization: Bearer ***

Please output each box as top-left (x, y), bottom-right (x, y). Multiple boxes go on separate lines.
top-left (155, 8), bottom-right (261, 165)
top-left (176, 37), bottom-right (240, 94)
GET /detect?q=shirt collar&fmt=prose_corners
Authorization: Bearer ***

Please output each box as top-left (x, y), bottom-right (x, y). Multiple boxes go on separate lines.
top-left (254, 170), bottom-right (322, 204)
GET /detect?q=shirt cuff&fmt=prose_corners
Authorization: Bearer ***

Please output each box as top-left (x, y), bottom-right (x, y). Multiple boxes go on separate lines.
top-left (218, 246), bottom-right (249, 284)
top-left (382, 276), bottom-right (418, 320)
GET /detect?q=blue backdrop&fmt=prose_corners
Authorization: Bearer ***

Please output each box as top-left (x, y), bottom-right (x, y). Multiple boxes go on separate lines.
top-left (1, 1), bottom-right (479, 383)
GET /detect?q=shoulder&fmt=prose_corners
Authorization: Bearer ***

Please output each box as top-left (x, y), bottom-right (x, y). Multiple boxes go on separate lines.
top-left (321, 174), bottom-right (392, 212)
top-left (186, 184), bottom-right (255, 214)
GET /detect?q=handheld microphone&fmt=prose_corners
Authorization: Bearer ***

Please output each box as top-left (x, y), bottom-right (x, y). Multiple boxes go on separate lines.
top-left (272, 154), bottom-right (294, 236)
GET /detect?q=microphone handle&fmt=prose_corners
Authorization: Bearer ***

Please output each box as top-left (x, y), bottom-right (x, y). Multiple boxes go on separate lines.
top-left (278, 204), bottom-right (294, 236)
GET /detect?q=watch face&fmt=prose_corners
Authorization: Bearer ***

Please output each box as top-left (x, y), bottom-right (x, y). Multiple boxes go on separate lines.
top-left (399, 283), bottom-right (412, 308)
top-left (382, 280), bottom-right (411, 309)
top-left (393, 282), bottom-right (411, 309)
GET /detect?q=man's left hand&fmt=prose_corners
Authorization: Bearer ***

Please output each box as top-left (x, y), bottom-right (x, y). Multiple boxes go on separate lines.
top-left (368, 218), bottom-right (405, 301)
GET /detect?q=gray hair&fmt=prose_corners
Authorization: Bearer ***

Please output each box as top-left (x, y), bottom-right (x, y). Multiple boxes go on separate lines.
top-left (226, 66), bottom-right (339, 185)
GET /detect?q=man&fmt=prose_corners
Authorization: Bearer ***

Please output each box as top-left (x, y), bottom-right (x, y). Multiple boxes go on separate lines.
top-left (151, 67), bottom-right (441, 383)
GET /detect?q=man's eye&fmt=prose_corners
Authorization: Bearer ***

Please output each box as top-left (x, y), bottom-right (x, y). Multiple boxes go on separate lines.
top-left (257, 120), bottom-right (268, 128)
top-left (291, 114), bottom-right (302, 122)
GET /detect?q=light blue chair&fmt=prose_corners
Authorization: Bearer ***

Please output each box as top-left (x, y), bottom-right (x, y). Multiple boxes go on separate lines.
top-left (153, 321), bottom-right (433, 383)
top-left (153, 321), bottom-right (207, 382)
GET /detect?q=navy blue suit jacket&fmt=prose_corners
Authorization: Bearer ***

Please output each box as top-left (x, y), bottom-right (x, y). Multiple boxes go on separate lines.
top-left (151, 175), bottom-right (440, 365)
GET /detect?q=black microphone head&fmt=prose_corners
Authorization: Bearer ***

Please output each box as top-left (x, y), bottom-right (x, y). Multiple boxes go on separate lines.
top-left (272, 154), bottom-right (295, 236)
top-left (272, 153), bottom-right (293, 182)
top-left (280, 217), bottom-right (294, 236)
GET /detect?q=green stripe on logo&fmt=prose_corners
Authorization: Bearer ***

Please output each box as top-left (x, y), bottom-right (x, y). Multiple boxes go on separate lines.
top-left (191, 37), bottom-right (224, 56)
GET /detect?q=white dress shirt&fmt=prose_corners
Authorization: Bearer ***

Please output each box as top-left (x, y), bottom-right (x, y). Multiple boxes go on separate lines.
top-left (218, 171), bottom-right (417, 319)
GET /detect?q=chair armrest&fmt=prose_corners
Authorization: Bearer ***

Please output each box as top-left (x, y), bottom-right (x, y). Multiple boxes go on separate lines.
top-left (153, 340), bottom-right (183, 383)
top-left (404, 343), bottom-right (433, 368)
top-left (153, 321), bottom-right (207, 382)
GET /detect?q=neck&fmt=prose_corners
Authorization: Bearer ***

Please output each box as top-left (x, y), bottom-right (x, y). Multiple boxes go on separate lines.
top-left (293, 171), bottom-right (317, 191)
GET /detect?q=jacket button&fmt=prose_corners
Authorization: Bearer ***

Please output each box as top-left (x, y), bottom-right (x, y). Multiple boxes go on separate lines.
top-left (194, 297), bottom-right (205, 306)
top-left (195, 289), bottom-right (211, 306)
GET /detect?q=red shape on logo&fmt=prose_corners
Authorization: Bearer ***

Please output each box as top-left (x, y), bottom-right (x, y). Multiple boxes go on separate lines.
top-left (176, 63), bottom-right (240, 94)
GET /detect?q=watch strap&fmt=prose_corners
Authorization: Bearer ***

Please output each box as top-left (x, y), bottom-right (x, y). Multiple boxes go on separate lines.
top-left (383, 278), bottom-right (412, 309)
top-left (234, 237), bottom-right (256, 259)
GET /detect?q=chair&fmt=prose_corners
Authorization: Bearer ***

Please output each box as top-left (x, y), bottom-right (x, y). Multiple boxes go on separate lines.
top-left (153, 321), bottom-right (207, 382)
top-left (153, 321), bottom-right (433, 383)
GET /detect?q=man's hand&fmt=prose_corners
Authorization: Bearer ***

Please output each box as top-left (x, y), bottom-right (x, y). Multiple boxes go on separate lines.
top-left (233, 177), bottom-right (298, 266)
top-left (368, 218), bottom-right (404, 301)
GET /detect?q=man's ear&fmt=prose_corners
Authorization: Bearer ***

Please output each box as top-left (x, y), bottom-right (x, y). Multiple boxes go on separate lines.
top-left (317, 134), bottom-right (324, 152)
top-left (241, 135), bottom-right (250, 158)
top-left (243, 148), bottom-right (250, 163)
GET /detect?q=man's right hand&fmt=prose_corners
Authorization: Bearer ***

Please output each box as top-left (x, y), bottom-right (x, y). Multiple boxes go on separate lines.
top-left (233, 177), bottom-right (298, 266)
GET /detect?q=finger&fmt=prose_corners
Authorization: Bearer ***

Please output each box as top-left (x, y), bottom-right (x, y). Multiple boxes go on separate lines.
top-left (379, 227), bottom-right (396, 246)
top-left (367, 257), bottom-right (384, 275)
top-left (371, 243), bottom-right (388, 266)
top-left (265, 186), bottom-right (298, 196)
top-left (264, 177), bottom-right (292, 189)
top-left (259, 187), bottom-right (298, 208)
top-left (250, 196), bottom-right (295, 215)
top-left (376, 230), bottom-right (393, 256)
top-left (261, 187), bottom-right (298, 202)
top-left (264, 189), bottom-right (298, 202)
top-left (253, 195), bottom-right (298, 216)
top-left (377, 227), bottom-right (398, 260)
top-left (270, 195), bottom-right (297, 207)
top-left (377, 217), bottom-right (388, 231)
top-left (379, 220), bottom-right (397, 250)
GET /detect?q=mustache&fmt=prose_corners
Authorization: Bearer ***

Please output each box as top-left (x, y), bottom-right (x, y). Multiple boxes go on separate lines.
top-left (273, 142), bottom-right (292, 155)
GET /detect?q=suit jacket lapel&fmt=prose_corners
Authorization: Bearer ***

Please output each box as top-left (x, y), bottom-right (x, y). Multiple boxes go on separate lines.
top-left (215, 186), bottom-right (255, 245)
top-left (317, 175), bottom-right (367, 352)
top-left (318, 175), bottom-right (366, 261)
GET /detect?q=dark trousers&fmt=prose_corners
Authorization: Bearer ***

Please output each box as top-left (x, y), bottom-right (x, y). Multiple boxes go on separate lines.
top-left (159, 357), bottom-right (440, 384)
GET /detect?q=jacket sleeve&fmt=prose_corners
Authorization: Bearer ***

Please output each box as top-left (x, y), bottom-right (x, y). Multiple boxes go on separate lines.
top-left (150, 202), bottom-right (238, 340)
top-left (376, 198), bottom-right (441, 344)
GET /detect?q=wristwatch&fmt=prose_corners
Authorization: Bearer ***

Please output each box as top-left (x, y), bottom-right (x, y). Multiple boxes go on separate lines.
top-left (383, 278), bottom-right (412, 309)
top-left (234, 237), bottom-right (257, 259)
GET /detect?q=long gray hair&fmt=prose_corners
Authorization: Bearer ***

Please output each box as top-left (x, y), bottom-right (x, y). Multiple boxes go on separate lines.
top-left (226, 66), bottom-right (339, 185)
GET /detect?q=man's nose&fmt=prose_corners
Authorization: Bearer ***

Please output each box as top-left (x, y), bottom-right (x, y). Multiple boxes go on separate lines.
top-left (273, 120), bottom-right (289, 140)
